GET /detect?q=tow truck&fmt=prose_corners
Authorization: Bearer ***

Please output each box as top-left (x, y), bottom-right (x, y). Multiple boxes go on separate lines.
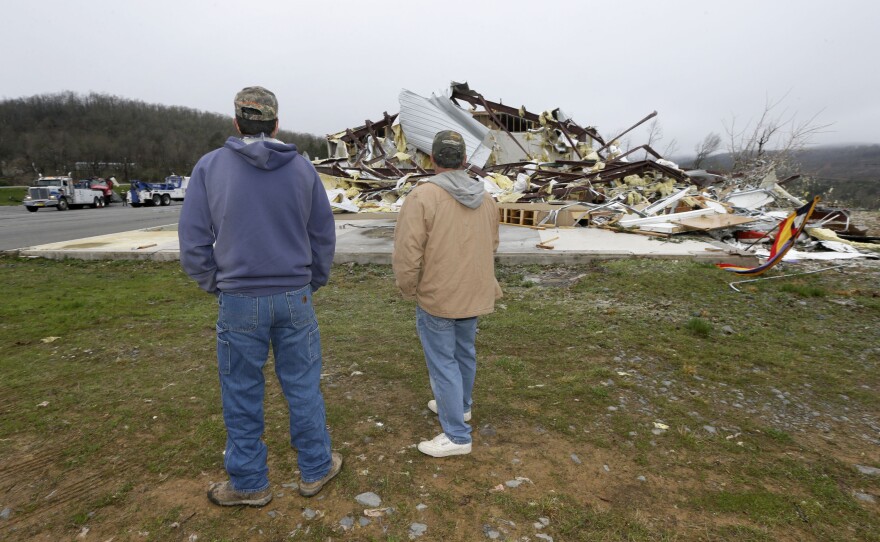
top-left (80, 177), bottom-right (121, 205)
top-left (127, 175), bottom-right (190, 207)
top-left (22, 176), bottom-right (108, 212)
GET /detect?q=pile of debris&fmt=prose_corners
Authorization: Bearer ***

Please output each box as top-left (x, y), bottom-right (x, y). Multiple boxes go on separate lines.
top-left (315, 81), bottom-right (878, 260)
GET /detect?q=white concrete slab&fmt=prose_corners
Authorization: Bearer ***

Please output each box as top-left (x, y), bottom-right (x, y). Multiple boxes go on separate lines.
top-left (10, 217), bottom-right (758, 267)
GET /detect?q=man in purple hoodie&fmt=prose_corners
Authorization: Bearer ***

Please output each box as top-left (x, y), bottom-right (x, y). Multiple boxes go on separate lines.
top-left (179, 86), bottom-right (341, 506)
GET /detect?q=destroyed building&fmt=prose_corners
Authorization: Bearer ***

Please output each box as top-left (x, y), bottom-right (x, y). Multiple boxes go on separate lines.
top-left (314, 81), bottom-right (878, 262)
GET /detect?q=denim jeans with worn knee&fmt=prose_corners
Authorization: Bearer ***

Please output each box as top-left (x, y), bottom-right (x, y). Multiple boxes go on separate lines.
top-left (416, 306), bottom-right (477, 445)
top-left (216, 285), bottom-right (332, 492)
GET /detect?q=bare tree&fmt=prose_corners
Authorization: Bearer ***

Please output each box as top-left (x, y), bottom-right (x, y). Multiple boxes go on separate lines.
top-left (662, 138), bottom-right (679, 160)
top-left (692, 132), bottom-right (721, 168)
top-left (644, 119), bottom-right (663, 160)
top-left (723, 92), bottom-right (831, 180)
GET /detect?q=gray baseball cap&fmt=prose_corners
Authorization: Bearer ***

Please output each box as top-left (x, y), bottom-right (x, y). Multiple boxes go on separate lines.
top-left (432, 130), bottom-right (466, 167)
top-left (234, 86), bottom-right (278, 121)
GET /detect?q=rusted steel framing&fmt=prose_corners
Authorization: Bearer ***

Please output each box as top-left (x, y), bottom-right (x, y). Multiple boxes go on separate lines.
top-left (475, 94), bottom-right (532, 158)
top-left (333, 112), bottom-right (399, 143)
top-left (605, 144), bottom-right (663, 164)
top-left (449, 90), bottom-right (605, 146)
top-left (595, 111), bottom-right (658, 155)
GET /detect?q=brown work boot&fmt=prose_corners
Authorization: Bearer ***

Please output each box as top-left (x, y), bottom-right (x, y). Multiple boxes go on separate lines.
top-left (207, 481), bottom-right (272, 507)
top-left (298, 452), bottom-right (343, 497)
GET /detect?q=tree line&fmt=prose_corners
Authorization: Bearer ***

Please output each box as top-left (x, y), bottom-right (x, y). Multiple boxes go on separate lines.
top-left (0, 91), bottom-right (329, 184)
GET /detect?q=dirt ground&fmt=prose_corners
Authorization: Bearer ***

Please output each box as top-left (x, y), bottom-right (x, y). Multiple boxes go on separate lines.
top-left (4, 332), bottom-right (879, 541)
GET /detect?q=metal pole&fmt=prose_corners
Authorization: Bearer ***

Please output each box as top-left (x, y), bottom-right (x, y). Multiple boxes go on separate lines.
top-left (728, 265), bottom-right (846, 292)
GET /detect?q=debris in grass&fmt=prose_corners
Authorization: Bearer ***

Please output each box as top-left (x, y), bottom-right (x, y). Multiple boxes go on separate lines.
top-left (570, 453), bottom-right (582, 465)
top-left (479, 424), bottom-right (497, 437)
top-left (0, 507), bottom-right (11, 520)
top-left (483, 525), bottom-right (502, 539)
top-left (302, 508), bottom-right (321, 520)
top-left (489, 484), bottom-right (505, 492)
top-left (41, 336), bottom-right (60, 343)
top-left (416, 503), bottom-right (427, 511)
top-left (854, 492), bottom-right (876, 504)
top-left (356, 492), bottom-right (382, 507)
top-left (409, 522), bottom-right (428, 539)
top-left (856, 465), bottom-right (880, 476)
top-left (363, 507), bottom-right (392, 517)
top-left (37, 401), bottom-right (49, 407)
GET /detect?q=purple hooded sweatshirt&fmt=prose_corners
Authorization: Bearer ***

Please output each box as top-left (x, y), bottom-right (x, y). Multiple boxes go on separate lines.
top-left (178, 136), bottom-right (335, 295)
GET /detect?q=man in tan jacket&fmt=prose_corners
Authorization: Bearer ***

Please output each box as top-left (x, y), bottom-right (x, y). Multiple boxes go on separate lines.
top-left (392, 130), bottom-right (502, 457)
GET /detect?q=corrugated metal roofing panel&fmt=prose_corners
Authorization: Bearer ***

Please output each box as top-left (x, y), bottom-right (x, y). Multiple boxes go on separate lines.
top-left (398, 89), bottom-right (493, 168)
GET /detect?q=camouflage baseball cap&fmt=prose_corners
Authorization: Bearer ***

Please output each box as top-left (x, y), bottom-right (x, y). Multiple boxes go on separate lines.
top-left (432, 130), bottom-right (466, 168)
top-left (234, 86), bottom-right (278, 121)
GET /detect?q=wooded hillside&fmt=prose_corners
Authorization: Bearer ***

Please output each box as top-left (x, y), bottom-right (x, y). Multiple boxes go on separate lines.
top-left (694, 145), bottom-right (880, 209)
top-left (0, 92), bottom-right (328, 184)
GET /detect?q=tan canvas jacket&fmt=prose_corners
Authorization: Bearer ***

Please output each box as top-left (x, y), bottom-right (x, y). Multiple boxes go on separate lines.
top-left (392, 182), bottom-right (502, 319)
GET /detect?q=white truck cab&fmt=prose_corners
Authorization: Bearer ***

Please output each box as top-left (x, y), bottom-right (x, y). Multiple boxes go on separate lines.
top-left (23, 176), bottom-right (107, 212)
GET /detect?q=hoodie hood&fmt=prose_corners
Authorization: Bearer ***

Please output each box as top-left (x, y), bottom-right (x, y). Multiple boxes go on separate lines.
top-left (224, 136), bottom-right (299, 171)
top-left (427, 170), bottom-right (486, 209)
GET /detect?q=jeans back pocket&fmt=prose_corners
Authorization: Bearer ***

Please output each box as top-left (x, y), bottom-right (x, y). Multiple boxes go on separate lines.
top-left (218, 293), bottom-right (258, 332)
top-left (286, 286), bottom-right (316, 329)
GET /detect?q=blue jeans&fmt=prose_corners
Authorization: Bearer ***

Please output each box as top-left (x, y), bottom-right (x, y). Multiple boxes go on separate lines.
top-left (416, 306), bottom-right (477, 445)
top-left (216, 285), bottom-right (332, 492)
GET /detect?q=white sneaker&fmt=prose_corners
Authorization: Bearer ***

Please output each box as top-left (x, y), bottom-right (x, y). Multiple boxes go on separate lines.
top-left (417, 433), bottom-right (472, 457)
top-left (427, 399), bottom-right (472, 422)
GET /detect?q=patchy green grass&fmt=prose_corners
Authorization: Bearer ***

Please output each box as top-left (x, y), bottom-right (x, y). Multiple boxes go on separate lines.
top-left (0, 257), bottom-right (878, 541)
top-left (0, 186), bottom-right (27, 205)
top-left (780, 282), bottom-right (827, 297)
top-left (684, 316), bottom-right (713, 336)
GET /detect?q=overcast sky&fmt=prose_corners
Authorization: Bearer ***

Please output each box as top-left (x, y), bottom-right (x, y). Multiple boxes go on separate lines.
top-left (4, 0), bottom-right (878, 156)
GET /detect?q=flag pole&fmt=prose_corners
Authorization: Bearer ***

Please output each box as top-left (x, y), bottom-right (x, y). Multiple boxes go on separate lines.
top-left (743, 221), bottom-right (781, 251)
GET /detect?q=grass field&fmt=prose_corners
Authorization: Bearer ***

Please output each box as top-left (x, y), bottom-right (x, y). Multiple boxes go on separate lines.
top-left (0, 187), bottom-right (28, 206)
top-left (0, 256), bottom-right (878, 541)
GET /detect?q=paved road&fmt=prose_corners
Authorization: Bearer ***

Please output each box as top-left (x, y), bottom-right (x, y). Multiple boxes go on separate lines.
top-left (0, 203), bottom-right (182, 251)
